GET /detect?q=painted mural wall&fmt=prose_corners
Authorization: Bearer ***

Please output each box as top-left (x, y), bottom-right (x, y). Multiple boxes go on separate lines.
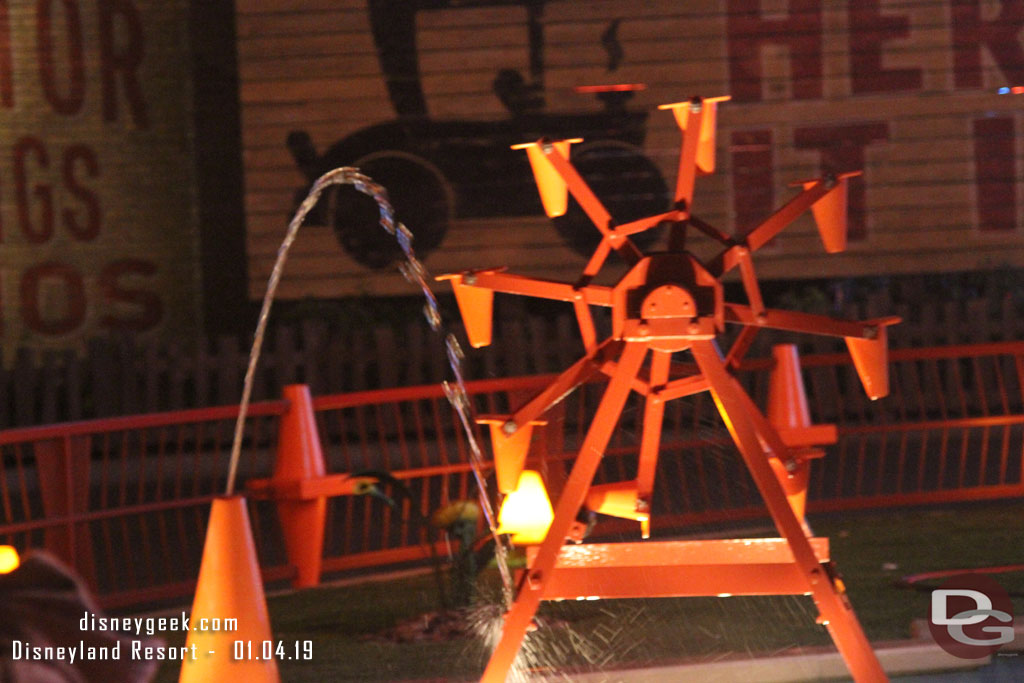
top-left (0, 1), bottom-right (200, 358)
top-left (237, 0), bottom-right (1024, 299)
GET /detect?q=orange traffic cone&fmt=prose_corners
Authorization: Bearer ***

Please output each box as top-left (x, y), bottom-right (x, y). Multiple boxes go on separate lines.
top-left (766, 344), bottom-right (813, 522)
top-left (845, 323), bottom-right (892, 400)
top-left (275, 384), bottom-right (328, 588)
top-left (450, 277), bottom-right (495, 348)
top-left (802, 176), bottom-right (849, 253)
top-left (179, 496), bottom-right (279, 683)
top-left (511, 139), bottom-right (579, 218)
top-left (659, 95), bottom-right (730, 173)
top-left (767, 344), bottom-right (813, 432)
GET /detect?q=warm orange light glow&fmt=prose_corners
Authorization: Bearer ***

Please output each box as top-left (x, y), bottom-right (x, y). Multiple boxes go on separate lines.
top-left (0, 545), bottom-right (20, 574)
top-left (573, 83), bottom-right (647, 93)
top-left (496, 470), bottom-right (553, 545)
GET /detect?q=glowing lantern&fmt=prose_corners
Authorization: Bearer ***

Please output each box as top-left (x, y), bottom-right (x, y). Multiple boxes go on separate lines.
top-left (496, 470), bottom-right (553, 545)
top-left (0, 545), bottom-right (20, 574)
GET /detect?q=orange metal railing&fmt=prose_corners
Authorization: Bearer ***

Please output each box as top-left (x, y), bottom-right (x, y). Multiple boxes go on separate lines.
top-left (1, 342), bottom-right (1022, 608)
top-left (0, 401), bottom-right (289, 607)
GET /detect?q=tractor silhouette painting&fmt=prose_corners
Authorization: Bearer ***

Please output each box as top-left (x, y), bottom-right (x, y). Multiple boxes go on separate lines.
top-left (287, 0), bottom-right (669, 269)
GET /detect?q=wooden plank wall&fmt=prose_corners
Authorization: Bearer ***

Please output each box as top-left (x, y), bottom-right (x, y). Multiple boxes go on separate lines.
top-left (236, 0), bottom-right (1024, 300)
top-left (3, 289), bottom-right (1021, 428)
top-left (0, 1), bottom-right (201, 362)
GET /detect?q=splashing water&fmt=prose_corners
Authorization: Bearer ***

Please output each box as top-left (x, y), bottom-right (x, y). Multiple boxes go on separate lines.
top-left (223, 166), bottom-right (514, 600)
top-left (465, 601), bottom-right (574, 683)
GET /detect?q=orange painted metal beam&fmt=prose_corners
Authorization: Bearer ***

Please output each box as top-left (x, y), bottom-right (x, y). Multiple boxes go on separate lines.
top-left (0, 400), bottom-right (288, 444)
top-left (657, 374), bottom-right (711, 401)
top-left (460, 270), bottom-right (614, 307)
top-left (736, 248), bottom-right (766, 320)
top-left (529, 538), bottom-right (830, 599)
top-left (724, 303), bottom-right (900, 340)
top-left (725, 325), bottom-right (759, 369)
top-left (505, 339), bottom-right (620, 431)
top-left (708, 182), bottom-right (829, 278)
top-left (616, 209), bottom-right (687, 236)
top-left (247, 473), bottom-right (364, 500)
top-left (578, 237), bottom-right (613, 283)
top-left (636, 350), bottom-right (672, 501)
top-left (742, 180), bottom-right (831, 252)
top-left (691, 340), bottom-right (887, 682)
top-left (481, 343), bottom-right (648, 683)
top-left (573, 297), bottom-right (598, 352)
top-left (432, 94), bottom-right (892, 682)
top-left (688, 214), bottom-right (734, 245)
top-left (539, 141), bottom-right (644, 264)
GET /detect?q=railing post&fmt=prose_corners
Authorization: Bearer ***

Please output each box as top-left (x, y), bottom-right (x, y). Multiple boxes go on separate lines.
top-left (273, 384), bottom-right (327, 587)
top-left (35, 435), bottom-right (95, 587)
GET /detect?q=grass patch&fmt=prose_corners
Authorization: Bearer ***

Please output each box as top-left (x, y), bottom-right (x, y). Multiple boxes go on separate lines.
top-left (152, 500), bottom-right (1024, 681)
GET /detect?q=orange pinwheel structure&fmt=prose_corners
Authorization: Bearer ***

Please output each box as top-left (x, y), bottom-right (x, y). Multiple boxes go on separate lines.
top-left (440, 95), bottom-right (895, 682)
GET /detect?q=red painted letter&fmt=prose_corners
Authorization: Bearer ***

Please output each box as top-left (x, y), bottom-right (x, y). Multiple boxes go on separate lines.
top-left (848, 0), bottom-right (922, 93)
top-left (20, 261), bottom-right (86, 335)
top-left (731, 129), bottom-right (774, 235)
top-left (98, 0), bottom-right (148, 128)
top-left (62, 144), bottom-right (101, 241)
top-left (36, 0), bottom-right (86, 115)
top-left (727, 0), bottom-right (823, 102)
top-left (14, 136), bottom-right (54, 244)
top-left (0, 0), bottom-right (13, 107)
top-left (952, 0), bottom-right (1024, 88)
top-left (793, 123), bottom-right (889, 241)
top-left (99, 259), bottom-right (163, 331)
top-left (973, 117), bottom-right (1017, 231)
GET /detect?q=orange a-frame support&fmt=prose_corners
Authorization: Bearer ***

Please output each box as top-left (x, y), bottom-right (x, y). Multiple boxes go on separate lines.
top-left (440, 95), bottom-right (896, 682)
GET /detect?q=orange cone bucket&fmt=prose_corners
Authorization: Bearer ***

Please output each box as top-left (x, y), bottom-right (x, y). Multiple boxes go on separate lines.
top-left (179, 496), bottom-right (279, 683)
top-left (767, 344), bottom-right (812, 521)
top-left (275, 384), bottom-right (327, 588)
top-left (511, 139), bottom-right (579, 218)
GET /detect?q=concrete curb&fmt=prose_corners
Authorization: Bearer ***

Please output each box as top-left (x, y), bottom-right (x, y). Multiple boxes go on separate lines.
top-left (536, 641), bottom-right (990, 682)
top-left (909, 618), bottom-right (1024, 652)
